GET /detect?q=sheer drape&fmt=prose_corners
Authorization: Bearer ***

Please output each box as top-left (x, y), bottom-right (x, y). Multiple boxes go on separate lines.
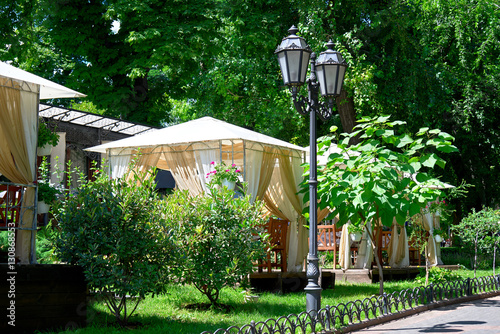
top-left (353, 220), bottom-right (374, 269)
top-left (162, 149), bottom-right (203, 196)
top-left (422, 212), bottom-right (438, 266)
top-left (388, 220), bottom-right (409, 268)
top-left (338, 223), bottom-right (352, 269)
top-left (0, 81), bottom-right (38, 263)
top-left (109, 150), bottom-right (132, 179)
top-left (194, 146), bottom-right (219, 192)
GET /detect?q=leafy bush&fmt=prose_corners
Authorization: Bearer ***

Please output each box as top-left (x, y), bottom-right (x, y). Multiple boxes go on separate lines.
top-left (168, 185), bottom-right (267, 306)
top-left (36, 222), bottom-right (60, 263)
top-left (415, 266), bottom-right (462, 285)
top-left (54, 166), bottom-right (175, 325)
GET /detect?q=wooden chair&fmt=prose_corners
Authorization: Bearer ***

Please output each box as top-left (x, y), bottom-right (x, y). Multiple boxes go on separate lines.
top-left (257, 218), bottom-right (289, 273)
top-left (0, 185), bottom-right (23, 228)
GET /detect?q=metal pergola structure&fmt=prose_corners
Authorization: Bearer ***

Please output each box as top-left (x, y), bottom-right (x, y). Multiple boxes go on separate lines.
top-left (38, 103), bottom-right (157, 136)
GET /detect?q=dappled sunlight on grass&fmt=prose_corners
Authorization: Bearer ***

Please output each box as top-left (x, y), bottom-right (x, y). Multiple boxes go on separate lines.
top-left (47, 269), bottom-right (498, 334)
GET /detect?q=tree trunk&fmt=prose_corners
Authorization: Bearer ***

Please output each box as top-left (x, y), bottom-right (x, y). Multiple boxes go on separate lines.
top-left (364, 222), bottom-right (384, 295)
top-left (372, 243), bottom-right (384, 295)
top-left (425, 244), bottom-right (429, 286)
top-left (336, 88), bottom-right (359, 145)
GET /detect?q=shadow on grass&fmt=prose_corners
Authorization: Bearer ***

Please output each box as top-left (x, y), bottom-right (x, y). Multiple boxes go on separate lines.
top-left (67, 302), bottom-right (238, 334)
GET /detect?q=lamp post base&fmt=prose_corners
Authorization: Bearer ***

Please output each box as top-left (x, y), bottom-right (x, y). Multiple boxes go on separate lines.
top-left (305, 254), bottom-right (322, 314)
top-left (305, 283), bottom-right (322, 315)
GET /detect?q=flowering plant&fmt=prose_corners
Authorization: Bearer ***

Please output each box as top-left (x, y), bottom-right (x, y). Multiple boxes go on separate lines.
top-left (425, 199), bottom-right (448, 215)
top-left (206, 161), bottom-right (241, 184)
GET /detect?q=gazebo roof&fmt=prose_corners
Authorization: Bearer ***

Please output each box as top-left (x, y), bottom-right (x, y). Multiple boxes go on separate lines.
top-left (87, 116), bottom-right (307, 154)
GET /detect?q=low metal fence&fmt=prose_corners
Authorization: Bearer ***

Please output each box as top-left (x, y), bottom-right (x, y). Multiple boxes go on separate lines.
top-left (201, 274), bottom-right (500, 334)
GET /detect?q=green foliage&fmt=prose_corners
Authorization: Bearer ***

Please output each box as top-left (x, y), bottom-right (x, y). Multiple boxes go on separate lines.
top-left (37, 157), bottom-right (60, 203)
top-left (37, 119), bottom-right (59, 148)
top-left (414, 267), bottom-right (463, 286)
top-left (452, 207), bottom-right (500, 276)
top-left (310, 115), bottom-right (457, 229)
top-left (54, 165), bottom-right (175, 325)
top-left (167, 185), bottom-right (267, 306)
top-left (36, 222), bottom-right (60, 264)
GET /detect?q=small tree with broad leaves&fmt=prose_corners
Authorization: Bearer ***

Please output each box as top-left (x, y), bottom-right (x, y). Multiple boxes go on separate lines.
top-left (302, 115), bottom-right (458, 295)
top-left (453, 207), bottom-right (500, 277)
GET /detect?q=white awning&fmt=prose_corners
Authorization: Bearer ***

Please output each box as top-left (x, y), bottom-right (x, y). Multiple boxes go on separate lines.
top-left (0, 62), bottom-right (86, 99)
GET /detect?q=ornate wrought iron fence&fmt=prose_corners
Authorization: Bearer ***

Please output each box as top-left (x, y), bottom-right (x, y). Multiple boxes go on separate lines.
top-left (201, 275), bottom-right (500, 334)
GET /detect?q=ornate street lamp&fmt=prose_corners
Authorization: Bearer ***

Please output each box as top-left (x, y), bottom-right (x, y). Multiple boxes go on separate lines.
top-left (276, 25), bottom-right (347, 314)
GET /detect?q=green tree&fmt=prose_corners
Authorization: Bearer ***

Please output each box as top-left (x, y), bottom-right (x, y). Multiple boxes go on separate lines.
top-left (55, 166), bottom-right (174, 325)
top-left (307, 116), bottom-right (458, 294)
top-left (453, 207), bottom-right (500, 277)
top-left (167, 185), bottom-right (267, 306)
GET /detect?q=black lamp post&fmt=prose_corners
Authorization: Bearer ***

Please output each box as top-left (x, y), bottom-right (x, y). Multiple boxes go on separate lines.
top-left (276, 25), bottom-right (347, 314)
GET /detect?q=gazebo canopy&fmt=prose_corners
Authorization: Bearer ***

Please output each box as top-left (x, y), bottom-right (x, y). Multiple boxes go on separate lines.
top-left (89, 116), bottom-right (305, 154)
top-left (87, 117), bottom-right (319, 272)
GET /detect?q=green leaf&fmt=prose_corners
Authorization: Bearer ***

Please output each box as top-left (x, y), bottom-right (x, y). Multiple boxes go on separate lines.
top-left (421, 153), bottom-right (438, 168)
top-left (396, 134), bottom-right (414, 148)
top-left (417, 127), bottom-right (429, 136)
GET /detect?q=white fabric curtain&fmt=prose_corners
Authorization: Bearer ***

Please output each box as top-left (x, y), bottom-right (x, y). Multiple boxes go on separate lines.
top-left (109, 150), bottom-right (132, 179)
top-left (354, 220), bottom-right (373, 269)
top-left (338, 223), bottom-right (352, 269)
top-left (388, 221), bottom-right (410, 268)
top-left (245, 149), bottom-right (264, 202)
top-left (422, 212), bottom-right (438, 266)
top-left (194, 146), bottom-right (219, 192)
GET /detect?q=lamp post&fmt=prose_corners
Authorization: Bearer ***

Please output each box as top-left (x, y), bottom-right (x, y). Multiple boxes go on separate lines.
top-left (276, 25), bottom-right (347, 314)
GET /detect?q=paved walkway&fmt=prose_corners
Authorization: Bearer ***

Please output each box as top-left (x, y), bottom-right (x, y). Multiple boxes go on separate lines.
top-left (352, 295), bottom-right (500, 333)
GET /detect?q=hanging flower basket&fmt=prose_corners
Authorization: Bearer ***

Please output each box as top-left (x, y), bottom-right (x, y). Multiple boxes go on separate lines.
top-left (350, 232), bottom-right (362, 242)
top-left (37, 145), bottom-right (52, 156)
top-left (434, 234), bottom-right (443, 243)
top-left (38, 201), bottom-right (50, 214)
top-left (221, 179), bottom-right (236, 190)
top-left (206, 161), bottom-right (241, 190)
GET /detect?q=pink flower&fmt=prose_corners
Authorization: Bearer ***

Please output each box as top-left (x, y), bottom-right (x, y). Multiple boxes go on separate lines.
top-left (210, 161), bottom-right (215, 165)
top-left (225, 169), bottom-right (230, 172)
top-left (236, 170), bottom-right (241, 173)
top-left (232, 164), bottom-right (236, 167)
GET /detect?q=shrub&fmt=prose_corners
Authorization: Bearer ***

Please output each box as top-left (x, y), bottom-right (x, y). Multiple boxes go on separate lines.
top-left (168, 184), bottom-right (267, 306)
top-left (54, 166), bottom-right (175, 325)
top-left (415, 266), bottom-right (462, 285)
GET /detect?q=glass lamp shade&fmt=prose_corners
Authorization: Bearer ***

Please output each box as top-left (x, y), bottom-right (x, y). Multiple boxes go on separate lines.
top-left (275, 26), bottom-right (312, 87)
top-left (315, 41), bottom-right (348, 97)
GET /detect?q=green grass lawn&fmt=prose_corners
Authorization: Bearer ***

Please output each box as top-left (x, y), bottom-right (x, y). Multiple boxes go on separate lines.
top-left (45, 269), bottom-right (498, 334)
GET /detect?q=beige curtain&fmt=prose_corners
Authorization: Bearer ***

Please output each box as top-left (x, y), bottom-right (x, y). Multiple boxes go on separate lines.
top-left (434, 213), bottom-right (444, 265)
top-left (255, 147), bottom-right (277, 201)
top-left (264, 164), bottom-right (303, 272)
top-left (338, 223), bottom-right (352, 269)
top-left (162, 149), bottom-right (203, 196)
top-left (353, 220), bottom-right (373, 269)
top-left (422, 212), bottom-right (438, 266)
top-left (388, 220), bottom-right (410, 268)
top-left (0, 80), bottom-right (38, 263)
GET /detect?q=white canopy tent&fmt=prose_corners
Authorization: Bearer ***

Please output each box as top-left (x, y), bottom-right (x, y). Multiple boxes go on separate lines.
top-left (0, 61), bottom-right (85, 263)
top-left (87, 117), bottom-right (321, 272)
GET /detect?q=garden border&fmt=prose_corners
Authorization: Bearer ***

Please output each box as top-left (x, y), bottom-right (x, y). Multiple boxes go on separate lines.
top-left (201, 275), bottom-right (500, 334)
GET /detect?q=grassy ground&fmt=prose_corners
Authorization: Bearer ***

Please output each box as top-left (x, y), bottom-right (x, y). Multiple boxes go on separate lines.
top-left (44, 269), bottom-right (497, 334)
